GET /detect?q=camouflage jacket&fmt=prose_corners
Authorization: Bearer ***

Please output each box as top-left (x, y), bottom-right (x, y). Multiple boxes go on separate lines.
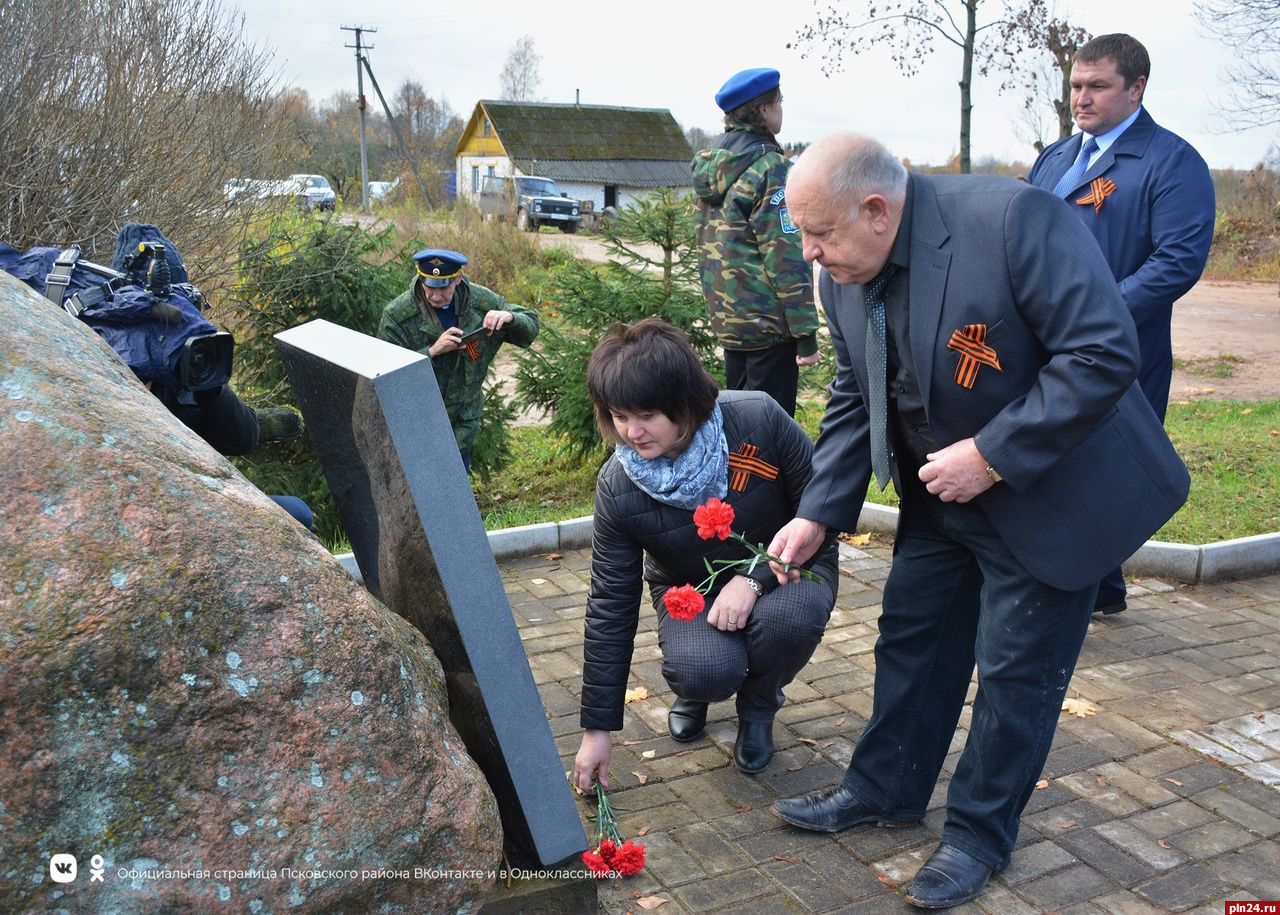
top-left (375, 276), bottom-right (539, 453)
top-left (691, 122), bottom-right (818, 355)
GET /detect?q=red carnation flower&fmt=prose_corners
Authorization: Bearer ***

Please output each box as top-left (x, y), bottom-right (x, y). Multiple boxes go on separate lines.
top-left (580, 847), bottom-right (612, 877)
top-left (580, 784), bottom-right (646, 879)
top-left (611, 839), bottom-right (647, 876)
top-left (694, 497), bottom-right (735, 540)
top-left (664, 584), bottom-right (705, 621)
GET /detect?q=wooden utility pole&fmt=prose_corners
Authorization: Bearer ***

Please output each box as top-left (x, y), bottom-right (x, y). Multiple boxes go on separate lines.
top-left (342, 25), bottom-right (374, 212)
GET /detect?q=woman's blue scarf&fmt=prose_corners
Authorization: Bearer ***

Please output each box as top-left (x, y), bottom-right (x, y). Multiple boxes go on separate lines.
top-left (615, 404), bottom-right (728, 510)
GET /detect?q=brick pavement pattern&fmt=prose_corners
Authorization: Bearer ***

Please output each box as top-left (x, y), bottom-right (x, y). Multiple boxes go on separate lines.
top-left (501, 540), bottom-right (1280, 914)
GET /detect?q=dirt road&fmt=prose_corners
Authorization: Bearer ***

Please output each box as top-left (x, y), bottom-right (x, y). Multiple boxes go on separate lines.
top-left (1169, 278), bottom-right (1280, 402)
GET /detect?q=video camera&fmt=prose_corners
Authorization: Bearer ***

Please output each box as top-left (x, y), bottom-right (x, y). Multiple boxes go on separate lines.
top-left (5, 223), bottom-right (235, 394)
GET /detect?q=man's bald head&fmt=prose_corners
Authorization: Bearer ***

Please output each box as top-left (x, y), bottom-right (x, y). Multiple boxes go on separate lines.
top-left (784, 133), bottom-right (908, 286)
top-left (790, 133), bottom-right (908, 221)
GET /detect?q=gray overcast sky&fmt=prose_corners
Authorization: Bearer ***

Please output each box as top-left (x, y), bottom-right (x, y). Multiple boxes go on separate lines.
top-left (238, 0), bottom-right (1276, 170)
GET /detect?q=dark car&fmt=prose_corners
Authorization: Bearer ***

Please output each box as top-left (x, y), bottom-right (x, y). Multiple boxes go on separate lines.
top-left (478, 175), bottom-right (581, 233)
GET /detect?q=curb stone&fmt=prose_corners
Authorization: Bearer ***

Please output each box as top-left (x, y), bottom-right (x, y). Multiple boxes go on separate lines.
top-left (336, 506), bottom-right (1280, 585)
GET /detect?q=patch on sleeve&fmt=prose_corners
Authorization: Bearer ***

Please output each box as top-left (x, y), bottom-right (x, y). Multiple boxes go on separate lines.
top-left (780, 207), bottom-right (798, 234)
top-left (769, 189), bottom-right (786, 205)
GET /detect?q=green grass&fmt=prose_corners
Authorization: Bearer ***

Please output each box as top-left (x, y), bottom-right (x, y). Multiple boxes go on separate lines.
top-left (1173, 353), bottom-right (1246, 379)
top-left (1160, 398), bottom-right (1280, 543)
top-left (472, 425), bottom-right (600, 530)
top-left (474, 396), bottom-right (1280, 547)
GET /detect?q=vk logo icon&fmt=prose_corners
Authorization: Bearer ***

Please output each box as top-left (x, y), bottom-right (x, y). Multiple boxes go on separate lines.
top-left (50, 853), bottom-right (77, 883)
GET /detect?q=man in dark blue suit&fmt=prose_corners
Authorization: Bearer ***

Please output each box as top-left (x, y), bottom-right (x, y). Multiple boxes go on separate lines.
top-left (1027, 33), bottom-right (1215, 614)
top-left (765, 133), bottom-right (1189, 909)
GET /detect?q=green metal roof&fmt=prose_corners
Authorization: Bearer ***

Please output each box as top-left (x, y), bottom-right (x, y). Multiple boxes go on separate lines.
top-left (476, 101), bottom-right (691, 162)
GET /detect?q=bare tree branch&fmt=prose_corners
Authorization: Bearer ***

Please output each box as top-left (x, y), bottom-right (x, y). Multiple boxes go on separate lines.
top-left (1194, 0), bottom-right (1280, 130)
top-left (983, 0), bottom-right (1090, 151)
top-left (0, 0), bottom-right (297, 281)
top-left (499, 35), bottom-right (543, 102)
top-left (791, 0), bottom-right (1001, 173)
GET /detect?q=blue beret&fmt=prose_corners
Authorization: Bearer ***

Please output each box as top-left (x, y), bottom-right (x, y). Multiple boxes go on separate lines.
top-left (715, 68), bottom-right (781, 112)
top-left (413, 249), bottom-right (467, 287)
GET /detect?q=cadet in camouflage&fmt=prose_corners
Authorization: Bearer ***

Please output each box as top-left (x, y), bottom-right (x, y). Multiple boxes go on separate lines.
top-left (692, 67), bottom-right (819, 417)
top-left (376, 249), bottom-right (539, 472)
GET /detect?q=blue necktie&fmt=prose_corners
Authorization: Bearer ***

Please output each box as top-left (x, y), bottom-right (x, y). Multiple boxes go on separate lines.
top-left (863, 264), bottom-right (899, 490)
top-left (1052, 136), bottom-right (1098, 199)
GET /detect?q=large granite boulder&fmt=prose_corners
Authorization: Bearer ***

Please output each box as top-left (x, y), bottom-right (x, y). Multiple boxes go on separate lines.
top-left (0, 273), bottom-right (502, 912)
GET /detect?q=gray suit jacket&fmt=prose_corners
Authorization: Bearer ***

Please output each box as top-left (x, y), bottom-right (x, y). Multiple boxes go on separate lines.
top-left (799, 174), bottom-right (1189, 591)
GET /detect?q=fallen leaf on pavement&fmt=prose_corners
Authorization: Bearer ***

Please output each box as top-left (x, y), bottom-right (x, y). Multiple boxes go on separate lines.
top-left (836, 717), bottom-right (847, 726)
top-left (877, 875), bottom-right (898, 888)
top-left (641, 750), bottom-right (656, 759)
top-left (1062, 697), bottom-right (1098, 718)
top-left (631, 771), bottom-right (648, 785)
top-left (1036, 779), bottom-right (1050, 789)
top-left (797, 737), bottom-right (817, 746)
top-left (1164, 777), bottom-right (1184, 787)
top-left (638, 827), bottom-right (650, 836)
top-left (546, 553), bottom-right (562, 561)
top-left (636, 896), bottom-right (669, 910)
top-left (1096, 776), bottom-right (1108, 787)
top-left (624, 687), bottom-right (650, 703)
top-left (1158, 839), bottom-right (1172, 849)
top-left (1055, 820), bottom-right (1077, 829)
top-left (774, 855), bottom-right (799, 864)
top-left (530, 578), bottom-right (547, 585)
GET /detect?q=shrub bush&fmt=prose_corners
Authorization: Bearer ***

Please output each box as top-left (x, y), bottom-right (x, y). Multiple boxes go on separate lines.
top-left (223, 211), bottom-right (541, 542)
top-left (513, 188), bottom-right (720, 462)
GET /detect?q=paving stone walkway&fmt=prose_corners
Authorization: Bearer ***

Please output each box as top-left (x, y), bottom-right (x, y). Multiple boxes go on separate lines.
top-left (499, 539), bottom-right (1280, 914)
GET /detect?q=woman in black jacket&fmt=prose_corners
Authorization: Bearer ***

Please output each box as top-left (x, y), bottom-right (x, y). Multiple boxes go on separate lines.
top-left (572, 319), bottom-right (838, 786)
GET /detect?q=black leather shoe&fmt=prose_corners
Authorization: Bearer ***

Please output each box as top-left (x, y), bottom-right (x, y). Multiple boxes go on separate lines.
top-left (667, 698), bottom-right (708, 742)
top-left (1094, 599), bottom-right (1127, 615)
top-left (733, 720), bottom-right (774, 773)
top-left (771, 785), bottom-right (920, 833)
top-left (904, 843), bottom-right (994, 909)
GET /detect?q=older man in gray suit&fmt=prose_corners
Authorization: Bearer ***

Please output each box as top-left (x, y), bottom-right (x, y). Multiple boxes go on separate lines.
top-left (766, 133), bottom-right (1189, 909)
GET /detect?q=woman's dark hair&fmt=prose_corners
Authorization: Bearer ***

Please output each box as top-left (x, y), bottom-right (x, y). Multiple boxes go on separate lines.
top-left (726, 86), bottom-right (781, 138)
top-left (587, 318), bottom-right (719, 450)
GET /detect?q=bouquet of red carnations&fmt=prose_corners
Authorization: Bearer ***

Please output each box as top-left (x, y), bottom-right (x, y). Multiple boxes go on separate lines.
top-left (581, 780), bottom-right (645, 878)
top-left (663, 497), bottom-right (819, 622)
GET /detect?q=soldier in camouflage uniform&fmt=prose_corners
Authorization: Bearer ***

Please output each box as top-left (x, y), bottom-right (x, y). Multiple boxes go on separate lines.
top-left (692, 67), bottom-right (820, 417)
top-left (376, 249), bottom-right (540, 472)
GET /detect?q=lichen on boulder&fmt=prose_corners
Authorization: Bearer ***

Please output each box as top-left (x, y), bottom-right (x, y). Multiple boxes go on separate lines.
top-left (0, 272), bottom-right (502, 912)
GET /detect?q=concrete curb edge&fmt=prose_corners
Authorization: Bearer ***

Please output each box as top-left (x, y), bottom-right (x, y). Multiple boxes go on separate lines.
top-left (335, 505), bottom-right (1280, 585)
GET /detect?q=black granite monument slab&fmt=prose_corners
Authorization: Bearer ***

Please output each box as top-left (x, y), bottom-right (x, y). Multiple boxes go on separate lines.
top-left (275, 319), bottom-right (587, 870)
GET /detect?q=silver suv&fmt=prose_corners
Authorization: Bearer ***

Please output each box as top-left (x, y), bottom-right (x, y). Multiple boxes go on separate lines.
top-left (289, 174), bottom-right (337, 211)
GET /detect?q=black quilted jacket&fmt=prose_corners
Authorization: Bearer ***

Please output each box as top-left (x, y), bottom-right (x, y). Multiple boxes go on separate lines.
top-left (580, 390), bottom-right (840, 731)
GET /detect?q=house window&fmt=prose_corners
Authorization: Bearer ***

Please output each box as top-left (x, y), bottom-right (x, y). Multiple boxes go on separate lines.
top-left (471, 166), bottom-right (480, 193)
top-left (487, 165), bottom-right (495, 177)
top-left (483, 118), bottom-right (492, 137)
top-left (604, 186), bottom-right (618, 210)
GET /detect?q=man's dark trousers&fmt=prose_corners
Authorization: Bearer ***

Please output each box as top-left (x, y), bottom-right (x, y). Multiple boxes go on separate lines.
top-left (725, 340), bottom-right (799, 417)
top-left (839, 472), bottom-right (1096, 870)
